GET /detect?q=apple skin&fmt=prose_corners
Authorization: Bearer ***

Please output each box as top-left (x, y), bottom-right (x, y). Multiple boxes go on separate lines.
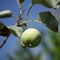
top-left (20, 28), bottom-right (41, 48)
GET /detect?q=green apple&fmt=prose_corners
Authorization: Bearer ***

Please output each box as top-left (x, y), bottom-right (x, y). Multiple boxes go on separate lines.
top-left (20, 28), bottom-right (41, 48)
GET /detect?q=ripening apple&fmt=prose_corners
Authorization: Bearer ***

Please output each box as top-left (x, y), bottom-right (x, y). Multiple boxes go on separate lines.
top-left (20, 28), bottom-right (41, 48)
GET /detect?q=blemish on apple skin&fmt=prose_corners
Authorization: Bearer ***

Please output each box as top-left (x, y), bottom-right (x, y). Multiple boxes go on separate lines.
top-left (29, 44), bottom-right (32, 47)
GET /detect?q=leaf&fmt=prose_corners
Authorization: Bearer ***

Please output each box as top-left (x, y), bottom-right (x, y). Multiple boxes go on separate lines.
top-left (19, 0), bottom-right (25, 3)
top-left (16, 0), bottom-right (25, 8)
top-left (0, 21), bottom-right (10, 37)
top-left (32, 0), bottom-right (60, 9)
top-left (8, 26), bottom-right (23, 37)
top-left (39, 11), bottom-right (58, 32)
top-left (0, 10), bottom-right (12, 18)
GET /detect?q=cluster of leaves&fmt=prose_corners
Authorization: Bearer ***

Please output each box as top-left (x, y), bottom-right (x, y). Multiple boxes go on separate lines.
top-left (0, 0), bottom-right (60, 48)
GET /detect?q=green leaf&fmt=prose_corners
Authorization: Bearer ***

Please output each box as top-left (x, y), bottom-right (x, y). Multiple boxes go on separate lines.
top-left (0, 10), bottom-right (12, 18)
top-left (0, 22), bottom-right (10, 37)
top-left (8, 26), bottom-right (23, 37)
top-left (32, 0), bottom-right (60, 9)
top-left (39, 11), bottom-right (58, 32)
top-left (16, 0), bottom-right (25, 8)
top-left (19, 0), bottom-right (25, 3)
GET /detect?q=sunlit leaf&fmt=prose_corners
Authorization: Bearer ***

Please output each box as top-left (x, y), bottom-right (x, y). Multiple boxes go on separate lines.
top-left (8, 26), bottom-right (23, 37)
top-left (0, 10), bottom-right (12, 18)
top-left (0, 21), bottom-right (10, 37)
top-left (32, 0), bottom-right (60, 9)
top-left (39, 11), bottom-right (58, 32)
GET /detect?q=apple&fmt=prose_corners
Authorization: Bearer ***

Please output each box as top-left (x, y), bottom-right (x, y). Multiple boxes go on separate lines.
top-left (20, 28), bottom-right (41, 48)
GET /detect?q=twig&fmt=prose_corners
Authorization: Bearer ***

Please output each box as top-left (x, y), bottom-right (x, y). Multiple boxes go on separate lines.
top-left (16, 11), bottom-right (22, 25)
top-left (0, 35), bottom-right (10, 49)
top-left (24, 3), bottom-right (33, 21)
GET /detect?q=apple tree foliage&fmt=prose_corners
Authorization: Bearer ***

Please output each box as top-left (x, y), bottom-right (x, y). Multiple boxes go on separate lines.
top-left (0, 0), bottom-right (60, 48)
